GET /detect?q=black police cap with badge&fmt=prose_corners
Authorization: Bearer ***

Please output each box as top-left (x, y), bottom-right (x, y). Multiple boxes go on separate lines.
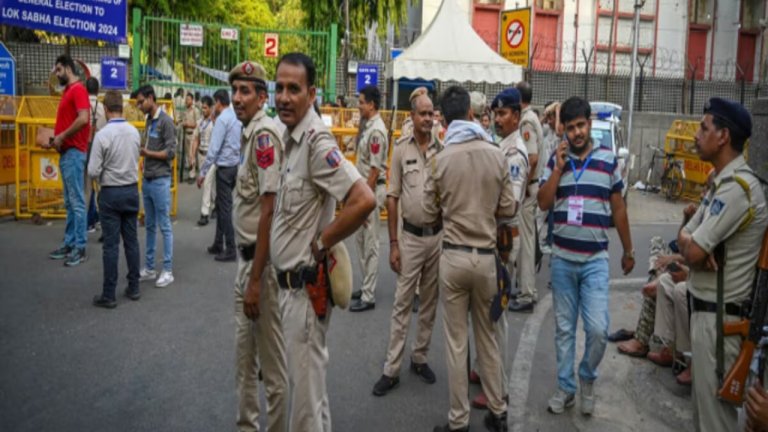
top-left (492, 87), bottom-right (522, 110)
top-left (704, 97), bottom-right (752, 140)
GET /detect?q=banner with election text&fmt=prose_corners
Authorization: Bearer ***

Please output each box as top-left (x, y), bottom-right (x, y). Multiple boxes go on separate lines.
top-left (0, 0), bottom-right (128, 44)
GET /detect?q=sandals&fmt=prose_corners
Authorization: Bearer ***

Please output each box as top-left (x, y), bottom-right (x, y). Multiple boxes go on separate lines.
top-left (617, 339), bottom-right (650, 358)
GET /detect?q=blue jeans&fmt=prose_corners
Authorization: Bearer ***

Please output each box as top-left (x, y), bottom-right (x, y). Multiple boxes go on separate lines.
top-left (142, 176), bottom-right (173, 272)
top-left (60, 149), bottom-right (87, 249)
top-left (99, 185), bottom-right (140, 300)
top-left (550, 255), bottom-right (610, 394)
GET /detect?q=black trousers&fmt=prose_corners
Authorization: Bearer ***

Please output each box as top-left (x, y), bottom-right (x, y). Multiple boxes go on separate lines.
top-left (98, 184), bottom-right (140, 300)
top-left (214, 165), bottom-right (237, 251)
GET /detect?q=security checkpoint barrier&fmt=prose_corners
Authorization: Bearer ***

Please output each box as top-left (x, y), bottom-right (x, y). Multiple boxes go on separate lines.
top-left (664, 119), bottom-right (713, 202)
top-left (13, 96), bottom-right (177, 220)
top-left (0, 96), bottom-right (22, 217)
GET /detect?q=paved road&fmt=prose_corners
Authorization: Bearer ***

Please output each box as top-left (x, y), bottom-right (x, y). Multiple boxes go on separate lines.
top-left (0, 184), bottom-right (692, 432)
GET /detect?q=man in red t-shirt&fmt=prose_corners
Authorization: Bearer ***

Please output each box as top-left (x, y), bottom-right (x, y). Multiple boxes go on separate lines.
top-left (43, 54), bottom-right (91, 267)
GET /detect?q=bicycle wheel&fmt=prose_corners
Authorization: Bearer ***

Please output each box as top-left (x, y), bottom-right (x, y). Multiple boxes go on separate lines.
top-left (663, 166), bottom-right (684, 201)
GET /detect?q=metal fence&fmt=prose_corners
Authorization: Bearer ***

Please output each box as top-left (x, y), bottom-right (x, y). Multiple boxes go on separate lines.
top-left (138, 14), bottom-right (335, 96)
top-left (6, 42), bottom-right (124, 92)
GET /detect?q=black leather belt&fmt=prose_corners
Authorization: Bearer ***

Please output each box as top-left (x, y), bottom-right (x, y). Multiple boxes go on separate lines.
top-left (377, 179), bottom-right (386, 186)
top-left (276, 267), bottom-right (318, 289)
top-left (443, 242), bottom-right (495, 255)
top-left (528, 179), bottom-right (539, 185)
top-left (403, 219), bottom-right (442, 237)
top-left (691, 296), bottom-right (746, 317)
top-left (101, 183), bottom-right (138, 189)
top-left (238, 244), bottom-right (255, 261)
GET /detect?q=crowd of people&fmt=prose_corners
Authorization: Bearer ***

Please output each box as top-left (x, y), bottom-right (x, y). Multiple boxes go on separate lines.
top-left (44, 50), bottom-right (768, 432)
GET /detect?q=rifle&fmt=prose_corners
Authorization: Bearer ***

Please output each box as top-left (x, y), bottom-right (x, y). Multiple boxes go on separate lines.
top-left (718, 229), bottom-right (768, 404)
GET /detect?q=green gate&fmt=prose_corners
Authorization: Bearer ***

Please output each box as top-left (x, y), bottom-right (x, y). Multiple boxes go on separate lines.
top-left (131, 9), bottom-right (337, 100)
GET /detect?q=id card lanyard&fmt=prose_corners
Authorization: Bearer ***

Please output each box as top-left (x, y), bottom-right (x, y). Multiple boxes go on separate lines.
top-left (568, 152), bottom-right (593, 194)
top-left (567, 152), bottom-right (593, 226)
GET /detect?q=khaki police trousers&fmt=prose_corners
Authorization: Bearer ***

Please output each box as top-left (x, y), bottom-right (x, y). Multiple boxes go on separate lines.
top-left (200, 163), bottom-right (216, 217)
top-left (383, 229), bottom-right (441, 377)
top-left (691, 311), bottom-right (742, 432)
top-left (440, 249), bottom-right (506, 429)
top-left (654, 273), bottom-right (690, 353)
top-left (356, 185), bottom-right (386, 304)
top-left (280, 284), bottom-right (333, 432)
top-left (234, 258), bottom-right (288, 432)
top-left (516, 184), bottom-right (539, 304)
top-left (184, 132), bottom-right (196, 179)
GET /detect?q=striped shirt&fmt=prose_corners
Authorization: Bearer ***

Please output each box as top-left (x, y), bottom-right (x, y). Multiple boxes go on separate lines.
top-left (540, 143), bottom-right (623, 263)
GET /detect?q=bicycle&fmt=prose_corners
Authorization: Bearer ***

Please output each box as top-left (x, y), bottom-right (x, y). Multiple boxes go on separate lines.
top-left (644, 145), bottom-right (685, 201)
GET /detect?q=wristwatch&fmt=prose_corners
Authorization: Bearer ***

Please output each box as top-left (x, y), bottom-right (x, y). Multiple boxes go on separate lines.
top-left (623, 249), bottom-right (635, 259)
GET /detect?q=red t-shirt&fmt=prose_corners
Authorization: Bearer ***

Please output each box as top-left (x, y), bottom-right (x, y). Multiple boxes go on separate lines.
top-left (55, 81), bottom-right (91, 153)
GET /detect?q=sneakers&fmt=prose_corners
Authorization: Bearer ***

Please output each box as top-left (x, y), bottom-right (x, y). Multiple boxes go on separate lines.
top-left (372, 375), bottom-right (400, 396)
top-left (155, 271), bottom-right (174, 287)
top-left (410, 361), bottom-right (436, 384)
top-left (139, 268), bottom-right (157, 282)
top-left (49, 245), bottom-right (72, 260)
top-left (547, 388), bottom-right (575, 414)
top-left (92, 295), bottom-right (117, 309)
top-left (64, 248), bottom-right (86, 267)
top-left (483, 411), bottom-right (508, 432)
top-left (580, 379), bottom-right (595, 416)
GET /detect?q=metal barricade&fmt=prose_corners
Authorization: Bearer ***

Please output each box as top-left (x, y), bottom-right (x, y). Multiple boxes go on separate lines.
top-left (664, 119), bottom-right (712, 201)
top-left (13, 96), bottom-right (178, 219)
top-left (0, 96), bottom-right (22, 216)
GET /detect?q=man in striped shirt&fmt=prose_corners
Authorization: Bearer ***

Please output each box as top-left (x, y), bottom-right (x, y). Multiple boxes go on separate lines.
top-left (538, 96), bottom-right (634, 416)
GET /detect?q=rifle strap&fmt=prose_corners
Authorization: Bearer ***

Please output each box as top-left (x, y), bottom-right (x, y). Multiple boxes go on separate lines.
top-left (716, 243), bottom-right (726, 385)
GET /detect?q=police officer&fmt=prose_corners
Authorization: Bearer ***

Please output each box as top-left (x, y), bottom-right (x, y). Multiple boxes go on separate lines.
top-left (349, 85), bottom-right (389, 312)
top-left (425, 86), bottom-right (516, 432)
top-left (229, 61), bottom-right (288, 432)
top-left (470, 87), bottom-right (529, 409)
top-left (399, 87), bottom-right (429, 140)
top-left (270, 52), bottom-right (376, 432)
top-left (510, 81), bottom-right (544, 312)
top-left (678, 97), bottom-right (768, 432)
top-left (372, 90), bottom-right (442, 396)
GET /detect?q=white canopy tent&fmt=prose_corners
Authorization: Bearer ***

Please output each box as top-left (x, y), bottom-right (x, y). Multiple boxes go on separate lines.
top-left (386, 0), bottom-right (524, 103)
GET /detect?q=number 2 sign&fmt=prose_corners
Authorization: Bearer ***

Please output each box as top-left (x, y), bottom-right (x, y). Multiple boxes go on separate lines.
top-left (264, 33), bottom-right (279, 58)
top-left (100, 57), bottom-right (127, 90)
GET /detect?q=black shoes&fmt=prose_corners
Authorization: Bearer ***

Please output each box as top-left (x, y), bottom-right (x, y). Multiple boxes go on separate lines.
top-left (349, 299), bottom-right (375, 312)
top-left (49, 245), bottom-right (72, 260)
top-left (351, 290), bottom-right (362, 300)
top-left (124, 288), bottom-right (141, 301)
top-left (508, 299), bottom-right (534, 313)
top-left (207, 244), bottom-right (223, 255)
top-left (215, 250), bottom-right (236, 262)
top-left (197, 215), bottom-right (209, 226)
top-left (484, 411), bottom-right (509, 432)
top-left (92, 295), bottom-right (117, 309)
top-left (372, 374), bottom-right (400, 396)
top-left (412, 294), bottom-right (420, 313)
top-left (410, 361), bottom-right (436, 384)
top-left (433, 425), bottom-right (469, 432)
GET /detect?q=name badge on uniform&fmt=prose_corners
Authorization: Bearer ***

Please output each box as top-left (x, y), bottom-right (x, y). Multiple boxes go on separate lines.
top-left (567, 196), bottom-right (584, 226)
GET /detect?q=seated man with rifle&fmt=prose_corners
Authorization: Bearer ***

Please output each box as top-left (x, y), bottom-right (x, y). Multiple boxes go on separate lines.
top-left (678, 97), bottom-right (768, 432)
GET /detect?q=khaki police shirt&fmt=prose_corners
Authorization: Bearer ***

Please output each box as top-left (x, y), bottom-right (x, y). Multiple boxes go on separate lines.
top-left (499, 132), bottom-right (529, 205)
top-left (684, 155), bottom-right (768, 303)
top-left (233, 109), bottom-right (283, 246)
top-left (193, 116), bottom-right (214, 153)
top-left (520, 106), bottom-right (544, 180)
top-left (184, 106), bottom-right (200, 136)
top-left (387, 132), bottom-right (443, 227)
top-left (355, 113), bottom-right (389, 183)
top-left (400, 118), bottom-right (414, 140)
top-left (270, 109), bottom-right (362, 272)
top-left (423, 138), bottom-right (517, 249)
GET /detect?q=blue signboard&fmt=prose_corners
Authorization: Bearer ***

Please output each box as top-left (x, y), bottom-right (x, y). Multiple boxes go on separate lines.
top-left (0, 0), bottom-right (127, 44)
top-left (356, 64), bottom-right (379, 93)
top-left (100, 57), bottom-right (127, 90)
top-left (0, 42), bottom-right (16, 96)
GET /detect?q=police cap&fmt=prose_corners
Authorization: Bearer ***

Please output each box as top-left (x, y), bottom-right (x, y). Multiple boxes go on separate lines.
top-left (228, 61), bottom-right (267, 87)
top-left (704, 97), bottom-right (752, 139)
top-left (409, 86), bottom-right (429, 102)
top-left (492, 88), bottom-right (522, 110)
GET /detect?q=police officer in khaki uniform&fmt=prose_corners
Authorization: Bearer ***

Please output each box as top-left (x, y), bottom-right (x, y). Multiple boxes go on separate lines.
top-left (229, 61), bottom-right (288, 432)
top-left (425, 86), bottom-right (516, 432)
top-left (678, 97), bottom-right (768, 432)
top-left (470, 87), bottom-right (529, 409)
top-left (182, 93), bottom-right (201, 180)
top-left (270, 53), bottom-right (376, 432)
top-left (372, 91), bottom-right (442, 396)
top-left (349, 85), bottom-right (389, 312)
top-left (399, 87), bottom-right (430, 140)
top-left (509, 81), bottom-right (544, 312)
